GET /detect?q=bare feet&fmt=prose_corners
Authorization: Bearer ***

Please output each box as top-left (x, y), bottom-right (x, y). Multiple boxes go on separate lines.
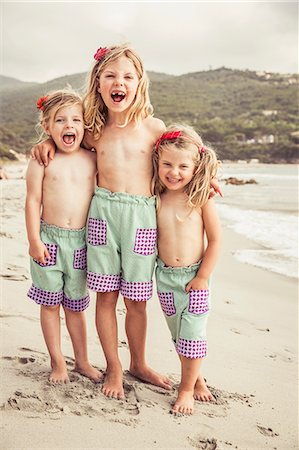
top-left (194, 375), bottom-right (215, 401)
top-left (130, 364), bottom-right (172, 390)
top-left (101, 364), bottom-right (125, 400)
top-left (172, 389), bottom-right (194, 415)
top-left (74, 362), bottom-right (103, 383)
top-left (49, 358), bottom-right (69, 383)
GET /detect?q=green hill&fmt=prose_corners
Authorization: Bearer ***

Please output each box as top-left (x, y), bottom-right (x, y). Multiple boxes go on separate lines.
top-left (0, 68), bottom-right (298, 162)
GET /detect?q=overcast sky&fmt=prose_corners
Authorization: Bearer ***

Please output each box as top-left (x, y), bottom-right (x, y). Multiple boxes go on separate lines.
top-left (1, 1), bottom-right (298, 83)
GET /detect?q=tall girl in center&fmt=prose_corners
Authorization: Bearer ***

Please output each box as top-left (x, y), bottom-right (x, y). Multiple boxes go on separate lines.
top-left (83, 45), bottom-right (172, 399)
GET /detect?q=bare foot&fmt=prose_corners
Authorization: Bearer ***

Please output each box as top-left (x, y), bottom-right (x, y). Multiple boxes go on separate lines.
top-left (172, 389), bottom-right (194, 415)
top-left (194, 375), bottom-right (215, 401)
top-left (74, 362), bottom-right (103, 383)
top-left (130, 364), bottom-right (172, 390)
top-left (49, 359), bottom-right (69, 384)
top-left (102, 365), bottom-right (125, 400)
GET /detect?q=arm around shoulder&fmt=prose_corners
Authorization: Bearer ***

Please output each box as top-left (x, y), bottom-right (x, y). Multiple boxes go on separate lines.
top-left (30, 138), bottom-right (56, 166)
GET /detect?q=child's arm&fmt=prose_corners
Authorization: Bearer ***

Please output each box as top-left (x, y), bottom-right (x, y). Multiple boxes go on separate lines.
top-left (186, 199), bottom-right (221, 292)
top-left (25, 160), bottom-right (50, 264)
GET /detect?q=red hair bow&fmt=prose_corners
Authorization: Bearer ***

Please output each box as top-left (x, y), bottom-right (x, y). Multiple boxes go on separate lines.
top-left (36, 96), bottom-right (48, 111)
top-left (94, 47), bottom-right (110, 61)
top-left (155, 131), bottom-right (183, 151)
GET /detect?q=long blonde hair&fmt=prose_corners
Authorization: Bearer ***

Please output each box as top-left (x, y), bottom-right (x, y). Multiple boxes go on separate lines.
top-left (84, 43), bottom-right (153, 139)
top-left (35, 89), bottom-right (83, 142)
top-left (152, 124), bottom-right (219, 210)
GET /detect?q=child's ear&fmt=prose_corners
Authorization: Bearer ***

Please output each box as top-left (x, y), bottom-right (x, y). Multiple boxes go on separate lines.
top-left (43, 122), bottom-right (51, 136)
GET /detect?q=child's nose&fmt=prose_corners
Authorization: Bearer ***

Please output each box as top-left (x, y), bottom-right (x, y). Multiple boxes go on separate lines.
top-left (114, 77), bottom-right (124, 86)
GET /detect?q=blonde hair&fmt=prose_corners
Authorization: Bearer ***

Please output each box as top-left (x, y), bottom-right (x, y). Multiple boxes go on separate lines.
top-left (152, 124), bottom-right (219, 210)
top-left (84, 43), bottom-right (153, 139)
top-left (36, 89), bottom-right (83, 142)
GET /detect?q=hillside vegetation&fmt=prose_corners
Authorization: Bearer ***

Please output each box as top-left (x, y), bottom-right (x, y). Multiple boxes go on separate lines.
top-left (0, 68), bottom-right (298, 163)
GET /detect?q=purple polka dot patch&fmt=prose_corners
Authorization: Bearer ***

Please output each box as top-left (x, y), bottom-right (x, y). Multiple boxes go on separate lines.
top-left (133, 228), bottom-right (157, 256)
top-left (87, 218), bottom-right (107, 246)
top-left (176, 338), bottom-right (207, 359)
top-left (121, 279), bottom-right (153, 301)
top-left (73, 246), bottom-right (87, 270)
top-left (33, 243), bottom-right (58, 267)
top-left (158, 292), bottom-right (176, 316)
top-left (87, 272), bottom-right (120, 292)
top-left (62, 294), bottom-right (90, 312)
top-left (28, 284), bottom-right (63, 306)
top-left (188, 289), bottom-right (209, 315)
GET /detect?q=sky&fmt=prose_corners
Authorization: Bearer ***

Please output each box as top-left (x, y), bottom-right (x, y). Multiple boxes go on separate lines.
top-left (1, 1), bottom-right (298, 83)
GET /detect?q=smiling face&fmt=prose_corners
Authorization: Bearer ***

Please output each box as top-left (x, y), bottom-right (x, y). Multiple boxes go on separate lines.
top-left (44, 104), bottom-right (84, 153)
top-left (98, 56), bottom-right (139, 114)
top-left (158, 145), bottom-right (197, 192)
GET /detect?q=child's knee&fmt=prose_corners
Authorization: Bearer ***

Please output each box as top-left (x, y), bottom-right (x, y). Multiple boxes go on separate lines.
top-left (41, 304), bottom-right (60, 313)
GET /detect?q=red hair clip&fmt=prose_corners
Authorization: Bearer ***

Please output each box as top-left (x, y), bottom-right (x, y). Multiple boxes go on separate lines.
top-left (36, 96), bottom-right (48, 111)
top-left (155, 131), bottom-right (183, 151)
top-left (94, 47), bottom-right (110, 61)
top-left (199, 146), bottom-right (206, 154)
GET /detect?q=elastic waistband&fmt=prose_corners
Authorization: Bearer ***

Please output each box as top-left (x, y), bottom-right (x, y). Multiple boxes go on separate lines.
top-left (156, 257), bottom-right (201, 273)
top-left (40, 221), bottom-right (86, 238)
top-left (94, 187), bottom-right (156, 206)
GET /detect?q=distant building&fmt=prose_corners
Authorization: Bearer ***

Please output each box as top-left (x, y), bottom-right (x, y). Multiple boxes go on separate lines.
top-left (262, 110), bottom-right (277, 116)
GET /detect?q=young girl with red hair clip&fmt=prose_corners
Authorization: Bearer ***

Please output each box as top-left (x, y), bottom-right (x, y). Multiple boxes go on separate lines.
top-left (153, 124), bottom-right (222, 415)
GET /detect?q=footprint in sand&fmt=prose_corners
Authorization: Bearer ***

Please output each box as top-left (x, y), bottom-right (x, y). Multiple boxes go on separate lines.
top-left (2, 356), bottom-right (36, 364)
top-left (257, 425), bottom-right (279, 437)
top-left (187, 436), bottom-right (218, 450)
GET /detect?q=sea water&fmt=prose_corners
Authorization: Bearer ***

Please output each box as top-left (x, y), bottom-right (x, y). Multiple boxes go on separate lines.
top-left (217, 164), bottom-right (298, 279)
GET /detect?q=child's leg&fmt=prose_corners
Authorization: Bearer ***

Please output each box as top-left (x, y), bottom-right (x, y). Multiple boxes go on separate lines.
top-left (63, 307), bottom-right (102, 382)
top-left (124, 298), bottom-right (172, 390)
top-left (95, 291), bottom-right (124, 399)
top-left (40, 305), bottom-right (69, 383)
top-left (172, 355), bottom-right (201, 415)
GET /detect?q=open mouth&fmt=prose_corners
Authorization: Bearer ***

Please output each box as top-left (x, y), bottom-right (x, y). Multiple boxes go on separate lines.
top-left (63, 133), bottom-right (76, 145)
top-left (111, 91), bottom-right (126, 103)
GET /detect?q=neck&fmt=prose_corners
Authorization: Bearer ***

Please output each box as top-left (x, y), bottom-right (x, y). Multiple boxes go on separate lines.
top-left (106, 110), bottom-right (129, 127)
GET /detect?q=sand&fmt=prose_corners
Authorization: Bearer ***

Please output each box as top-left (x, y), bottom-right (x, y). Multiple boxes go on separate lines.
top-left (1, 164), bottom-right (298, 449)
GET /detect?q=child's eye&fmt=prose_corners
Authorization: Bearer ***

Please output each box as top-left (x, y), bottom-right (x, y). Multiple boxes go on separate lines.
top-left (55, 118), bottom-right (63, 122)
top-left (74, 119), bottom-right (82, 122)
top-left (163, 162), bottom-right (171, 167)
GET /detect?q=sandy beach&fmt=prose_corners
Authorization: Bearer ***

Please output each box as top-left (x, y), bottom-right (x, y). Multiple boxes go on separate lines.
top-left (1, 163), bottom-right (298, 449)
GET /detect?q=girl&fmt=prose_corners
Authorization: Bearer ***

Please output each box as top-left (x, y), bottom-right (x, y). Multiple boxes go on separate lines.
top-left (31, 44), bottom-right (172, 399)
top-left (26, 90), bottom-right (101, 383)
top-left (153, 124), bottom-right (221, 415)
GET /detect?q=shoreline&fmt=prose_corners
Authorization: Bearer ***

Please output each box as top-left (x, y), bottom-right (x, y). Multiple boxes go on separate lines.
top-left (1, 178), bottom-right (298, 449)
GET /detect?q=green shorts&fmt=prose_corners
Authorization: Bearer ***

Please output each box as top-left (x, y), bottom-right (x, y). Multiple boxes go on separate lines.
top-left (155, 257), bottom-right (211, 359)
top-left (87, 187), bottom-right (157, 301)
top-left (28, 222), bottom-right (90, 311)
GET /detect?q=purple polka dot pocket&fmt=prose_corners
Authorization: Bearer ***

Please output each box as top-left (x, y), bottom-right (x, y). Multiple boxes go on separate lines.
top-left (188, 289), bottom-right (209, 315)
top-left (33, 243), bottom-right (58, 267)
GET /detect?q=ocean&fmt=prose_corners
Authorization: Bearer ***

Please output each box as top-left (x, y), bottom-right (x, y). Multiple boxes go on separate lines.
top-left (2, 161), bottom-right (298, 280)
top-left (217, 163), bottom-right (298, 279)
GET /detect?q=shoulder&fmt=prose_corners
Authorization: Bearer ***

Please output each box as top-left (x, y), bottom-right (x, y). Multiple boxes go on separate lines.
top-left (78, 147), bottom-right (97, 164)
top-left (26, 158), bottom-right (45, 176)
top-left (143, 116), bottom-right (166, 140)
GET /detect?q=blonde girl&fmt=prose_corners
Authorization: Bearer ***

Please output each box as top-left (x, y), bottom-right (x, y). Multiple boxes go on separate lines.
top-left (31, 44), bottom-right (172, 399)
top-left (26, 90), bottom-right (100, 383)
top-left (153, 124), bottom-right (222, 414)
